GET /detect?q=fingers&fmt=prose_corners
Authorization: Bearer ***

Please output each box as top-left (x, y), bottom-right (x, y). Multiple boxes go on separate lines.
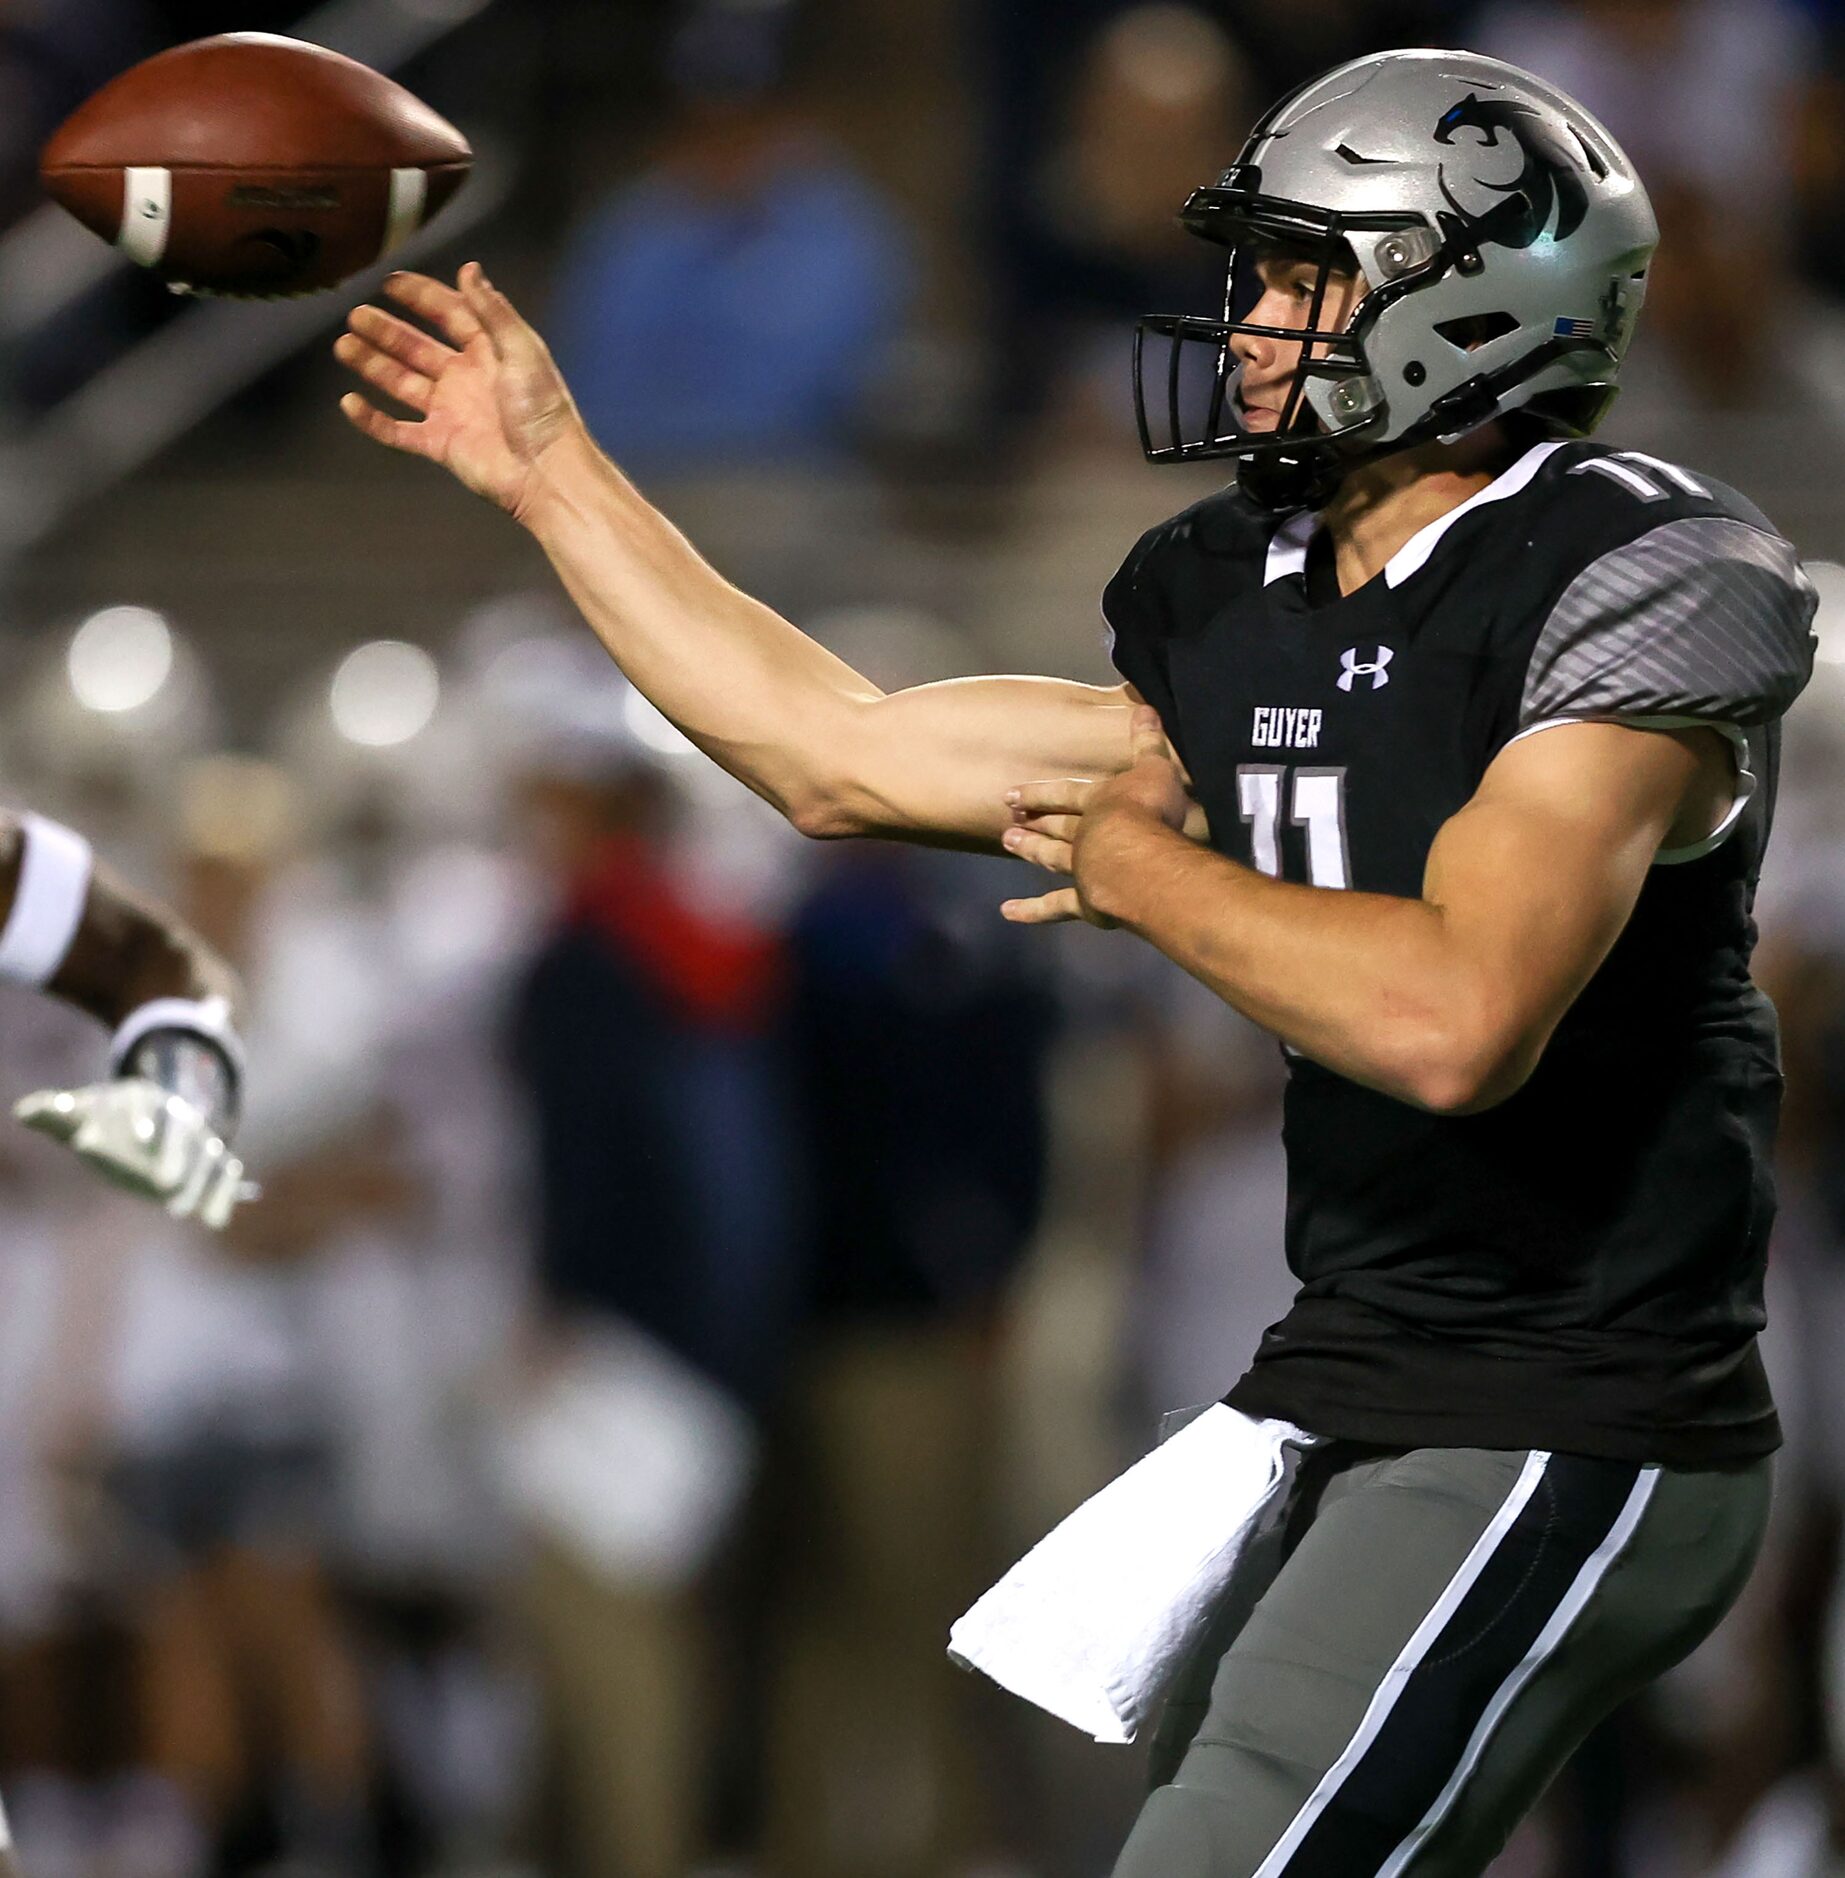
top-left (333, 332), bottom-right (434, 413)
top-left (1129, 705), bottom-right (1169, 761)
top-left (14, 1081), bottom-right (253, 1227)
top-left (197, 1172), bottom-right (239, 1231)
top-left (1000, 888), bottom-right (1086, 925)
top-left (339, 391), bottom-right (433, 457)
top-left (380, 268), bottom-right (484, 347)
top-left (178, 1148), bottom-right (254, 1230)
top-left (345, 302), bottom-right (456, 379)
top-left (1001, 825), bottom-right (1073, 875)
top-left (1010, 811), bottom-right (1081, 844)
top-left (174, 1153), bottom-right (245, 1230)
top-left (165, 1134), bottom-right (223, 1220)
top-left (1006, 778), bottom-right (1093, 818)
top-left (458, 260), bottom-right (529, 360)
top-left (13, 1088), bottom-right (80, 1142)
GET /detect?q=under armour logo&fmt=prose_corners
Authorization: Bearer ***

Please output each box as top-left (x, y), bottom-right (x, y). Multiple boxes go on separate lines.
top-left (1337, 645), bottom-right (1393, 692)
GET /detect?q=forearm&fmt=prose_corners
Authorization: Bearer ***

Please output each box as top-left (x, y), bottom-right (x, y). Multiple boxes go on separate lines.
top-left (522, 434), bottom-right (1136, 846)
top-left (1090, 825), bottom-right (1492, 1110)
top-left (1045, 719), bottom-right (1702, 1113)
top-left (50, 855), bottom-right (241, 1030)
top-left (0, 816), bottom-right (246, 1147)
top-left (343, 273), bottom-right (1136, 846)
top-left (521, 432), bottom-right (880, 830)
top-left (0, 821), bottom-right (236, 1029)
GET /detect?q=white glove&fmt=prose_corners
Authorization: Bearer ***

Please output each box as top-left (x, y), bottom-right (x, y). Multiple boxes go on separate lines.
top-left (13, 1076), bottom-right (257, 1230)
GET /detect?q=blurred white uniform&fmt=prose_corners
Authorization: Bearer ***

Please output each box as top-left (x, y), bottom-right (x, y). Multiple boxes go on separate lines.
top-left (1127, 970), bottom-right (1295, 1421)
top-left (303, 839), bottom-right (537, 1589)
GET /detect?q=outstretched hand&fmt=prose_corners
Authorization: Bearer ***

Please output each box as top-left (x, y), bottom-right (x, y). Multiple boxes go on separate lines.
top-left (1000, 707), bottom-right (1192, 926)
top-left (15, 1079), bottom-right (256, 1231)
top-left (334, 262), bottom-right (583, 521)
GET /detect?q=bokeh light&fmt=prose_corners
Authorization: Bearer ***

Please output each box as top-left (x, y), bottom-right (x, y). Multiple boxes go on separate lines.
top-left (328, 640), bottom-right (441, 747)
top-left (66, 605), bottom-right (174, 714)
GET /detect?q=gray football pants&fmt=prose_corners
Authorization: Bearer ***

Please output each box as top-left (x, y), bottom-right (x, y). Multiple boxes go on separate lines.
top-left (1112, 1440), bottom-right (1771, 1878)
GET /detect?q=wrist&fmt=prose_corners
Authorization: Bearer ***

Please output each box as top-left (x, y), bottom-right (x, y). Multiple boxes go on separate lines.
top-left (1080, 810), bottom-right (1189, 928)
top-left (110, 996), bottom-right (245, 1135)
top-left (515, 421), bottom-right (606, 538)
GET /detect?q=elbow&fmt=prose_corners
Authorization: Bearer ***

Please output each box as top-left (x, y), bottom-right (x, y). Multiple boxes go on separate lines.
top-left (782, 731), bottom-right (883, 840)
top-left (784, 782), bottom-right (863, 842)
top-left (1405, 1056), bottom-right (1515, 1117)
top-left (1391, 1011), bottom-right (1540, 1118)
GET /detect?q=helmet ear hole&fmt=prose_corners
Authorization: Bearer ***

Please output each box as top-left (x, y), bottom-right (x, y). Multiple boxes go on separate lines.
top-left (1432, 311), bottom-right (1519, 352)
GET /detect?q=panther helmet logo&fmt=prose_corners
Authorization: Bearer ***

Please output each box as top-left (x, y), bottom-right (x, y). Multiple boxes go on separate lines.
top-left (1432, 93), bottom-right (1592, 253)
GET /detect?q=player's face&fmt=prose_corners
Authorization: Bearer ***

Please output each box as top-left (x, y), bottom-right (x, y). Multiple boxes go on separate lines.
top-left (1229, 252), bottom-right (1368, 430)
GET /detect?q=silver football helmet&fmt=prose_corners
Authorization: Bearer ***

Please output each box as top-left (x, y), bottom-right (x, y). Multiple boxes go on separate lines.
top-left (1136, 48), bottom-right (1658, 510)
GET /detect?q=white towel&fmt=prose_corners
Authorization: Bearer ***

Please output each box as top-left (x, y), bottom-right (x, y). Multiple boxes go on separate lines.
top-left (947, 1404), bottom-right (1319, 1744)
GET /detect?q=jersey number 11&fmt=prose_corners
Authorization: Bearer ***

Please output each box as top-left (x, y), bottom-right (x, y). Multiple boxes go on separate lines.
top-left (1237, 764), bottom-right (1351, 890)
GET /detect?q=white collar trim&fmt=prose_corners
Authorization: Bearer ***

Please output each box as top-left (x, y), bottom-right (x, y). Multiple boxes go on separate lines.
top-left (1263, 508), bottom-right (1317, 586)
top-left (1260, 439), bottom-right (1565, 594)
top-left (1382, 439), bottom-right (1566, 588)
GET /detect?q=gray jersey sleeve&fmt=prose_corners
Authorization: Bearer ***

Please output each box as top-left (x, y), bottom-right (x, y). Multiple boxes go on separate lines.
top-left (1519, 517), bottom-right (1817, 730)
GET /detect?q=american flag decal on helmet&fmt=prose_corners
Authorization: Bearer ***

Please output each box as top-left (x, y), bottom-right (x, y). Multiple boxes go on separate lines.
top-left (1553, 316), bottom-right (1597, 338)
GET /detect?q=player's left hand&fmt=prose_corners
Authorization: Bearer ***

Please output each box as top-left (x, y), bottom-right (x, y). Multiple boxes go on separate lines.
top-left (1000, 707), bottom-right (1190, 926)
top-left (13, 1078), bottom-right (257, 1230)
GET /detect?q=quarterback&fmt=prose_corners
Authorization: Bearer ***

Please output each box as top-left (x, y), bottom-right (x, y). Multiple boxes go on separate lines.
top-left (337, 48), bottom-right (1814, 1878)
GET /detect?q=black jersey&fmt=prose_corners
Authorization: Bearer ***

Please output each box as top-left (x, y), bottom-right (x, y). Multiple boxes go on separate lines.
top-left (1104, 438), bottom-right (1817, 1466)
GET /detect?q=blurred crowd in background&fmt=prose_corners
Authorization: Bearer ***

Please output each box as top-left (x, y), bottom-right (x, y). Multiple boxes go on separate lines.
top-left (0, 0), bottom-right (1837, 1875)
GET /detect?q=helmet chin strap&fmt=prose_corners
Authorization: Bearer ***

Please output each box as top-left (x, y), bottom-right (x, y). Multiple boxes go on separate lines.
top-left (1234, 397), bottom-right (1395, 513)
top-left (1236, 417), bottom-right (1481, 514)
top-left (1235, 396), bottom-right (1528, 516)
top-left (1235, 445), bottom-right (1349, 514)
top-left (1234, 366), bottom-right (1501, 515)
top-left (1230, 355), bottom-right (1384, 513)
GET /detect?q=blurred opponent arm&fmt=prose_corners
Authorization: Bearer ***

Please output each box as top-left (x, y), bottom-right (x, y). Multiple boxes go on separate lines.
top-left (336, 265), bottom-right (1142, 851)
top-left (0, 827), bottom-right (242, 1032)
top-left (0, 814), bottom-right (252, 1228)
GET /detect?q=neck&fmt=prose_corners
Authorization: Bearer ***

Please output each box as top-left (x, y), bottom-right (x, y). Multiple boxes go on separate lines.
top-left (1317, 422), bottom-right (1522, 594)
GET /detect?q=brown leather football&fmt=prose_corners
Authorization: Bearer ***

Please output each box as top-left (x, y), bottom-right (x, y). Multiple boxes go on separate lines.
top-left (41, 33), bottom-right (472, 298)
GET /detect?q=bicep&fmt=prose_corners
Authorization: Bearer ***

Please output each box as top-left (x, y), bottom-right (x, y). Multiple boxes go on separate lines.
top-left (824, 675), bottom-right (1140, 850)
top-left (1424, 721), bottom-right (1714, 1086)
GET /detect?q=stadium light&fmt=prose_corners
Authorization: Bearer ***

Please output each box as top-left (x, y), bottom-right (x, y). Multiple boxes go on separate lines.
top-left (67, 605), bottom-right (174, 713)
top-left (329, 639), bottom-right (440, 747)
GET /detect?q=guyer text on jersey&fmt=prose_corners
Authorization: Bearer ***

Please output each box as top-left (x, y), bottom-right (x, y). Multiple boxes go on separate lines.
top-left (1251, 706), bottom-right (1324, 750)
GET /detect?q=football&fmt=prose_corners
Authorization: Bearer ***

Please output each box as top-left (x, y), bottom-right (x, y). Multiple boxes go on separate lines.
top-left (40, 33), bottom-right (471, 298)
